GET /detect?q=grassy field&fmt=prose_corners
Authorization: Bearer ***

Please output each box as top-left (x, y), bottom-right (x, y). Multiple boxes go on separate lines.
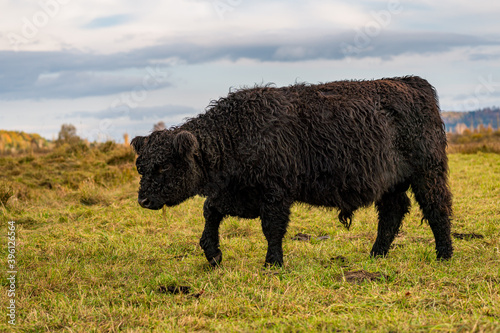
top-left (1, 144), bottom-right (499, 332)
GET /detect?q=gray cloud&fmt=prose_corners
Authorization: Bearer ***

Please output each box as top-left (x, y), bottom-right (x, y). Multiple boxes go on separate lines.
top-left (34, 71), bottom-right (170, 99)
top-left (1, 31), bottom-right (498, 100)
top-left (0, 50), bottom-right (172, 99)
top-left (68, 104), bottom-right (199, 121)
top-left (133, 31), bottom-right (499, 63)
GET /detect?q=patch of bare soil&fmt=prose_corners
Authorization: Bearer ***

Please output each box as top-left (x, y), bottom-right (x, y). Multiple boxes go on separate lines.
top-left (330, 256), bottom-right (349, 267)
top-left (291, 233), bottom-right (311, 241)
top-left (452, 232), bottom-right (484, 240)
top-left (291, 233), bottom-right (330, 241)
top-left (158, 285), bottom-right (191, 294)
top-left (337, 270), bottom-right (389, 283)
top-left (157, 285), bottom-right (205, 298)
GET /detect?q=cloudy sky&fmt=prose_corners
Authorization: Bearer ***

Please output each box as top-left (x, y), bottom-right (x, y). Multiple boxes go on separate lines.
top-left (1, 0), bottom-right (499, 141)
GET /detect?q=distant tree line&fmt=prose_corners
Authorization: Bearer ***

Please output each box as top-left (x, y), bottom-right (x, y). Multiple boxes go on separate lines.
top-left (442, 107), bottom-right (500, 134)
top-left (0, 130), bottom-right (49, 154)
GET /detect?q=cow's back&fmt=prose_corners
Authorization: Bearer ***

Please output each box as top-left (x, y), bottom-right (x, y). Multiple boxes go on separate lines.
top-left (190, 77), bottom-right (443, 209)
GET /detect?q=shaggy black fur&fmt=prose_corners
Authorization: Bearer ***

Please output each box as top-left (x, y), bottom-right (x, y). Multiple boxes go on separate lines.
top-left (131, 76), bottom-right (453, 267)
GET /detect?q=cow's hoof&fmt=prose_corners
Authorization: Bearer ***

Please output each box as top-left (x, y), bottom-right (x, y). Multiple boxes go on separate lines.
top-left (436, 250), bottom-right (453, 261)
top-left (370, 250), bottom-right (388, 258)
top-left (208, 252), bottom-right (222, 267)
top-left (264, 260), bottom-right (283, 268)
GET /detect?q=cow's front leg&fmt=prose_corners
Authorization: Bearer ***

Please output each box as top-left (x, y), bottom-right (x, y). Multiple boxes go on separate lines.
top-left (260, 203), bottom-right (291, 267)
top-left (199, 200), bottom-right (224, 267)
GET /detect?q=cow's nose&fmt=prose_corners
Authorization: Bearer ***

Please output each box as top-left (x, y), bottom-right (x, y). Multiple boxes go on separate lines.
top-left (138, 197), bottom-right (150, 208)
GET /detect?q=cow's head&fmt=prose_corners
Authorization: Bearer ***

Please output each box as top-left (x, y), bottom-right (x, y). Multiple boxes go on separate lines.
top-left (131, 130), bottom-right (201, 210)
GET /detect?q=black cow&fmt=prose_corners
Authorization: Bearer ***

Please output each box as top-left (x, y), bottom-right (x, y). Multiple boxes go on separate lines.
top-left (131, 76), bottom-right (453, 267)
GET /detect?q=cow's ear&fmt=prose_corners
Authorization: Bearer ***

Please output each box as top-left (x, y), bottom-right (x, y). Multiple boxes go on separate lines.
top-left (173, 131), bottom-right (198, 158)
top-left (131, 136), bottom-right (147, 154)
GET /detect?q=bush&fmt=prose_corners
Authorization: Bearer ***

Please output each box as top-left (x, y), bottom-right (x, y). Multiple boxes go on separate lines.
top-left (448, 129), bottom-right (500, 154)
top-left (99, 141), bottom-right (116, 153)
top-left (106, 147), bottom-right (136, 165)
top-left (0, 181), bottom-right (14, 206)
top-left (57, 124), bottom-right (81, 146)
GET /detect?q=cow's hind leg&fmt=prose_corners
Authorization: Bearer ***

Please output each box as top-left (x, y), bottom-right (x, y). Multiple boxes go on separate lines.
top-left (260, 203), bottom-right (291, 267)
top-left (371, 184), bottom-right (411, 257)
top-left (412, 170), bottom-right (453, 260)
top-left (200, 200), bottom-right (224, 267)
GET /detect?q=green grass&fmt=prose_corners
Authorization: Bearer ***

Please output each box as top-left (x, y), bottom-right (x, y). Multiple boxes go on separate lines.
top-left (1, 147), bottom-right (499, 332)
